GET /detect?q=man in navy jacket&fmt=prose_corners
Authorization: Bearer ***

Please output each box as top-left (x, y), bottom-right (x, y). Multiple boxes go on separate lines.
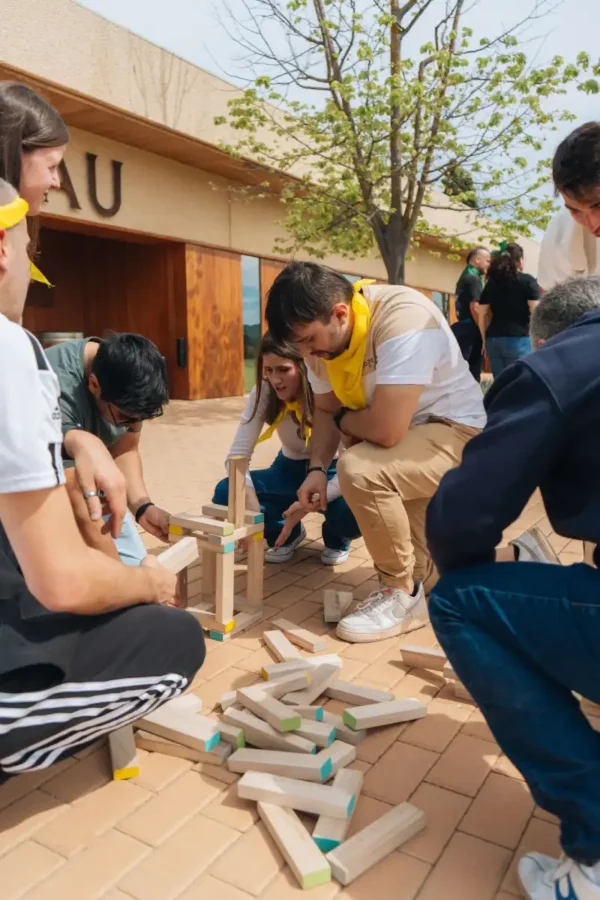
top-left (426, 275), bottom-right (600, 900)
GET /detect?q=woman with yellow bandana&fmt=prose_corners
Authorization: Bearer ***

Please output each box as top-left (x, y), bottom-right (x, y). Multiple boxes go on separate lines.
top-left (213, 332), bottom-right (360, 564)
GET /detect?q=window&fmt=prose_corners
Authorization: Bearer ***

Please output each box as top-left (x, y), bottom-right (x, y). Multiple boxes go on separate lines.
top-left (241, 255), bottom-right (261, 393)
top-left (432, 291), bottom-right (451, 320)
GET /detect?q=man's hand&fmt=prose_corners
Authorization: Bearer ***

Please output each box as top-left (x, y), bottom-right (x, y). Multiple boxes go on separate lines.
top-left (66, 431), bottom-right (127, 538)
top-left (275, 501), bottom-right (308, 548)
top-left (145, 565), bottom-right (179, 607)
top-left (298, 470), bottom-right (327, 512)
top-left (139, 504), bottom-right (170, 542)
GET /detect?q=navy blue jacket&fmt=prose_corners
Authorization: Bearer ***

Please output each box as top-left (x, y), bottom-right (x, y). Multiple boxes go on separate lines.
top-left (427, 309), bottom-right (600, 573)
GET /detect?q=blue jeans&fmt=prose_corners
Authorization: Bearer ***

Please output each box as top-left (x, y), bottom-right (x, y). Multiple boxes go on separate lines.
top-left (102, 511), bottom-right (147, 566)
top-left (486, 336), bottom-right (531, 378)
top-left (429, 561), bottom-right (600, 863)
top-left (213, 452), bottom-right (360, 550)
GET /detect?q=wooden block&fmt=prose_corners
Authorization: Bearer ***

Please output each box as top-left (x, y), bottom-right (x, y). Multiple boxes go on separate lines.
top-left (187, 606), bottom-right (236, 633)
top-left (321, 712), bottom-right (367, 746)
top-left (219, 609), bottom-right (264, 640)
top-left (139, 707), bottom-right (221, 753)
top-left (343, 698), bottom-right (428, 731)
top-left (220, 691), bottom-right (238, 711)
top-left (313, 768), bottom-right (363, 852)
top-left (170, 512), bottom-right (235, 536)
top-left (238, 771), bottom-right (356, 819)
top-left (156, 536), bottom-right (199, 574)
top-left (287, 704), bottom-right (324, 722)
top-left (261, 655), bottom-right (342, 681)
top-left (135, 730), bottom-right (232, 765)
top-left (324, 680), bottom-right (394, 706)
top-left (228, 456), bottom-right (247, 528)
top-left (246, 531), bottom-right (264, 608)
top-left (318, 740), bottom-right (356, 776)
top-left (109, 726), bottom-right (139, 780)
top-left (164, 694), bottom-right (203, 715)
top-left (272, 617), bottom-right (328, 653)
top-left (323, 589), bottom-right (353, 624)
top-left (216, 550), bottom-right (235, 628)
top-left (228, 748), bottom-right (333, 782)
top-left (202, 550), bottom-right (217, 597)
top-left (219, 723), bottom-right (245, 749)
top-left (283, 663), bottom-right (340, 706)
top-left (258, 802), bottom-right (332, 890)
top-left (263, 629), bottom-right (302, 662)
top-left (222, 707), bottom-right (317, 754)
top-left (257, 672), bottom-right (311, 699)
top-left (400, 645), bottom-right (447, 671)
top-left (202, 502), bottom-right (264, 525)
top-left (295, 719), bottom-right (336, 749)
top-left (237, 687), bottom-right (302, 733)
top-left (326, 802), bottom-right (426, 886)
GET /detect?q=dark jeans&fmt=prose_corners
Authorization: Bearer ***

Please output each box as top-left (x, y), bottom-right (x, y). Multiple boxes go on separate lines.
top-left (429, 560), bottom-right (600, 863)
top-left (213, 452), bottom-right (361, 550)
top-left (486, 336), bottom-right (531, 378)
top-left (451, 319), bottom-right (482, 382)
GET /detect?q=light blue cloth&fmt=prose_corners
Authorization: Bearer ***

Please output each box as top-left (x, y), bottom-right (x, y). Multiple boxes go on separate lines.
top-left (103, 510), bottom-right (147, 566)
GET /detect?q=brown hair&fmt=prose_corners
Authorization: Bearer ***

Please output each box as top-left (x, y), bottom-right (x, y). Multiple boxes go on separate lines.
top-left (0, 82), bottom-right (68, 191)
top-left (487, 242), bottom-right (524, 284)
top-left (250, 332), bottom-right (314, 441)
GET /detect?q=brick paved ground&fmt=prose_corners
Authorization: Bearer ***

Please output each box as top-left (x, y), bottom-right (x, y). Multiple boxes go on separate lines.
top-left (0, 398), bottom-right (586, 899)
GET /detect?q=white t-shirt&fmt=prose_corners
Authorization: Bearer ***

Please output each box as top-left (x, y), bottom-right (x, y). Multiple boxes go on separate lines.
top-left (227, 386), bottom-right (342, 502)
top-left (307, 284), bottom-right (486, 429)
top-left (0, 314), bottom-right (65, 495)
top-left (538, 207), bottom-right (600, 290)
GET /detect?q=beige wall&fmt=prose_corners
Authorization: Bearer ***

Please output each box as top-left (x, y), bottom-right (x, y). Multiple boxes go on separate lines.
top-left (47, 128), bottom-right (462, 293)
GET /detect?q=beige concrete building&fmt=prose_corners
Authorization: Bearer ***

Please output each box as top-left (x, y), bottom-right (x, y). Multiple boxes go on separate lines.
top-left (1, 0), bottom-right (539, 398)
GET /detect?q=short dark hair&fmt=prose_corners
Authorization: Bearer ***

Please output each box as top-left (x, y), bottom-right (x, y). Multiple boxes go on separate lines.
top-left (265, 262), bottom-right (353, 343)
top-left (487, 242), bottom-right (523, 284)
top-left (467, 246), bottom-right (488, 264)
top-left (92, 333), bottom-right (168, 418)
top-left (552, 122), bottom-right (600, 200)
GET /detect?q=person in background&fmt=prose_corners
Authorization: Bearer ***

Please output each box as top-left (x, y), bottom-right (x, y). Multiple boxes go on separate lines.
top-left (539, 122), bottom-right (600, 290)
top-left (426, 275), bottom-right (600, 900)
top-left (46, 333), bottom-right (171, 566)
top-left (478, 242), bottom-right (540, 377)
top-left (213, 332), bottom-right (360, 565)
top-left (0, 179), bottom-right (204, 781)
top-left (451, 245), bottom-right (491, 382)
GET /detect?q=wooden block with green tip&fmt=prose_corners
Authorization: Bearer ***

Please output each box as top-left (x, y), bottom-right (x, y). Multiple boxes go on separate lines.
top-left (271, 617), bottom-right (328, 653)
top-left (219, 722), bottom-right (245, 749)
top-left (324, 679), bottom-right (394, 706)
top-left (313, 767), bottom-right (363, 852)
top-left (321, 711), bottom-right (366, 746)
top-left (317, 740), bottom-right (356, 777)
top-left (287, 704), bottom-right (324, 721)
top-left (139, 705), bottom-right (221, 753)
top-left (227, 748), bottom-right (333, 782)
top-left (238, 770), bottom-right (356, 818)
top-left (258, 802), bottom-right (332, 891)
top-left (399, 644), bottom-right (447, 671)
top-left (109, 725), bottom-right (139, 780)
top-left (343, 698), bottom-right (427, 730)
top-left (295, 719), bottom-right (336, 748)
top-left (237, 688), bottom-right (302, 733)
top-left (223, 706), bottom-right (316, 754)
top-left (326, 801), bottom-right (426, 886)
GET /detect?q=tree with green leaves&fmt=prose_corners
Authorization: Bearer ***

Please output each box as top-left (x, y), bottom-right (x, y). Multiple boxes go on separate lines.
top-left (215, 0), bottom-right (599, 284)
top-left (443, 162), bottom-right (478, 210)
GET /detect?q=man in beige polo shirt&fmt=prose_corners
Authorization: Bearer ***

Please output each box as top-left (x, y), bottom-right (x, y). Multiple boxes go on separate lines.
top-left (266, 262), bottom-right (492, 643)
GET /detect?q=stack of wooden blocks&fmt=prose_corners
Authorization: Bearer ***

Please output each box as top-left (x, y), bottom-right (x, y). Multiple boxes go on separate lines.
top-left (168, 457), bottom-right (266, 642)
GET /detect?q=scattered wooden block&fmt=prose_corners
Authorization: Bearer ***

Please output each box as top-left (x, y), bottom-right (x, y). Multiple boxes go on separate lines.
top-left (324, 680), bottom-right (394, 706)
top-left (295, 719), bottom-right (336, 749)
top-left (318, 740), bottom-right (356, 776)
top-left (326, 802), bottom-right (426, 885)
top-left (139, 707), bottom-right (221, 753)
top-left (258, 672), bottom-right (312, 699)
top-left (219, 723), bottom-right (245, 749)
top-left (228, 748), bottom-right (333, 782)
top-left (222, 707), bottom-right (316, 754)
top-left (263, 629), bottom-right (302, 662)
top-left (261, 655), bottom-right (342, 681)
top-left (272, 617), bottom-right (328, 653)
top-left (286, 704), bottom-right (324, 722)
top-left (165, 694), bottom-right (203, 714)
top-left (323, 589), bottom-right (353, 623)
top-left (258, 802), bottom-right (332, 890)
top-left (135, 730), bottom-right (232, 765)
top-left (400, 645), bottom-right (447, 671)
top-left (220, 691), bottom-right (237, 711)
top-left (156, 536), bottom-right (199, 575)
top-left (321, 712), bottom-right (367, 746)
top-left (343, 698), bottom-right (427, 731)
top-left (109, 726), bottom-right (139, 780)
top-left (237, 687), bottom-right (302, 733)
top-left (283, 663), bottom-right (340, 707)
top-left (238, 771), bottom-right (356, 819)
top-left (313, 768), bottom-right (363, 852)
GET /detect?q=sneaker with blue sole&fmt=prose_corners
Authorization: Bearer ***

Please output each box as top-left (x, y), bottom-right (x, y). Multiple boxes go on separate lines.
top-left (519, 852), bottom-right (600, 899)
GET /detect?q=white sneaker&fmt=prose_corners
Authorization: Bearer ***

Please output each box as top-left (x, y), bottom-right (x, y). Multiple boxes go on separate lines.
top-left (320, 547), bottom-right (351, 566)
top-left (265, 523), bottom-right (306, 564)
top-left (512, 526), bottom-right (561, 565)
top-left (336, 582), bottom-right (428, 643)
top-left (519, 852), bottom-right (600, 899)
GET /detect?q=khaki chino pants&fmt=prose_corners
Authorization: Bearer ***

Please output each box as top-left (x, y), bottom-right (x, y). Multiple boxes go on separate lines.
top-left (337, 419), bottom-right (480, 594)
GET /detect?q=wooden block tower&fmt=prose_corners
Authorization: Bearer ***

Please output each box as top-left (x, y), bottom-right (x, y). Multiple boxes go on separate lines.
top-left (169, 457), bottom-right (265, 641)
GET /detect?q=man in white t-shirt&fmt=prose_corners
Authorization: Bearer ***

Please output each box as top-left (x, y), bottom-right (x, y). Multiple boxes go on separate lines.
top-left (265, 262), bottom-right (488, 643)
top-left (538, 122), bottom-right (600, 290)
top-left (0, 180), bottom-right (204, 779)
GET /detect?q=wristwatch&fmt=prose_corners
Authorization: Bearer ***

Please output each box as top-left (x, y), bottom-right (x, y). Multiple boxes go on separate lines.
top-left (333, 406), bottom-right (350, 432)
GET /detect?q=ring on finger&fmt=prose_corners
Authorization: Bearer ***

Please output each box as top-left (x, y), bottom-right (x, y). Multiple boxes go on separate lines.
top-left (83, 490), bottom-right (99, 499)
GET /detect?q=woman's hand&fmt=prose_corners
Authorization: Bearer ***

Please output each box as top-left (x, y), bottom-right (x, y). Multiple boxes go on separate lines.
top-left (274, 501), bottom-right (307, 548)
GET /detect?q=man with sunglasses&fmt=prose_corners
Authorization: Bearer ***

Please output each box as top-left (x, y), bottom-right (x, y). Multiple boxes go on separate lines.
top-left (46, 333), bottom-right (170, 565)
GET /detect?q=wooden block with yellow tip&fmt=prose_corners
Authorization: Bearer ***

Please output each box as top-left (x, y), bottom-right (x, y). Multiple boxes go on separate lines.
top-left (109, 725), bottom-right (139, 780)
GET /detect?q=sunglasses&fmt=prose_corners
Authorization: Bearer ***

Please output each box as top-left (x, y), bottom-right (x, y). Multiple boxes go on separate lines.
top-left (106, 403), bottom-right (164, 428)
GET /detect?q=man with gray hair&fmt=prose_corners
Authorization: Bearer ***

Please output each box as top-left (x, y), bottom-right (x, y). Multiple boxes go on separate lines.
top-left (426, 274), bottom-right (600, 899)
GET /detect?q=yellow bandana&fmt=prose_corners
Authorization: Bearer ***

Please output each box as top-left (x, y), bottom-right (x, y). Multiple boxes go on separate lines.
top-left (324, 278), bottom-right (375, 409)
top-left (255, 400), bottom-right (311, 448)
top-left (0, 196), bottom-right (53, 286)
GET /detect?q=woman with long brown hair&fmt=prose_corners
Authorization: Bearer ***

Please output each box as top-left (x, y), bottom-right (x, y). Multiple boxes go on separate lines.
top-left (213, 332), bottom-right (360, 565)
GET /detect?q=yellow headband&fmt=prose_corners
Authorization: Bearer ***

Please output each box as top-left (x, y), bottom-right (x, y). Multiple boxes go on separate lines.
top-left (0, 196), bottom-right (53, 287)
